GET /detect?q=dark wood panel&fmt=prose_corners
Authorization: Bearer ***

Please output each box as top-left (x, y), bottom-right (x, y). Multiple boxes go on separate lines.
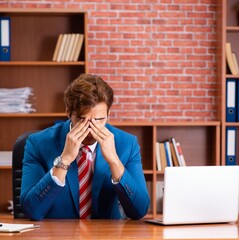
top-left (9, 14), bottom-right (85, 61)
top-left (0, 117), bottom-right (67, 150)
top-left (114, 125), bottom-right (153, 170)
top-left (226, 0), bottom-right (239, 26)
top-left (0, 9), bottom-right (87, 215)
top-left (0, 169), bottom-right (12, 213)
top-left (0, 66), bottom-right (85, 112)
top-left (156, 126), bottom-right (217, 166)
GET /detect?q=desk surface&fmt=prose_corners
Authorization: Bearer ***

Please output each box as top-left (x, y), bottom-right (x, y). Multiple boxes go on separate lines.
top-left (0, 216), bottom-right (238, 239)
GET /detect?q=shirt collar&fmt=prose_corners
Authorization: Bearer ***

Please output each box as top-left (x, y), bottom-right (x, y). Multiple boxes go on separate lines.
top-left (81, 141), bottom-right (98, 153)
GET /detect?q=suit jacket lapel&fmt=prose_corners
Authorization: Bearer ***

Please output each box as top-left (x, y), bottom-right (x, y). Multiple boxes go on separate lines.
top-left (66, 161), bottom-right (79, 215)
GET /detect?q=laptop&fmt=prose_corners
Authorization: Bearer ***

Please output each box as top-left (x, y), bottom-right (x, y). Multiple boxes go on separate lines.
top-left (146, 166), bottom-right (239, 225)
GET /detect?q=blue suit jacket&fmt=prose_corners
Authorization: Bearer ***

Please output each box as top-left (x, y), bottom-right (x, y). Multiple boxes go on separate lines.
top-left (20, 120), bottom-right (150, 220)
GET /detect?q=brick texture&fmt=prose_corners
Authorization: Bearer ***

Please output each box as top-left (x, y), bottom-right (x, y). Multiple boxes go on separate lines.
top-left (2, 0), bottom-right (218, 121)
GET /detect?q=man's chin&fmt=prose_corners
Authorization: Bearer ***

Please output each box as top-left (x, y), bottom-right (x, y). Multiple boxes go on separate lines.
top-left (82, 136), bottom-right (96, 146)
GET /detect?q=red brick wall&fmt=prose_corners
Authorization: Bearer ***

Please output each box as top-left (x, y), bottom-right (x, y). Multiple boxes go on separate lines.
top-left (1, 0), bottom-right (218, 122)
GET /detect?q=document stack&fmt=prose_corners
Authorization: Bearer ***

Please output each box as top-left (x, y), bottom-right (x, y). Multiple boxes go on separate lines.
top-left (226, 126), bottom-right (236, 166)
top-left (0, 87), bottom-right (35, 113)
top-left (0, 151), bottom-right (12, 167)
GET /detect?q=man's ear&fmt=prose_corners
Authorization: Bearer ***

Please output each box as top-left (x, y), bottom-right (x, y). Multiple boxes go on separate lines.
top-left (107, 109), bottom-right (111, 121)
top-left (66, 108), bottom-right (71, 118)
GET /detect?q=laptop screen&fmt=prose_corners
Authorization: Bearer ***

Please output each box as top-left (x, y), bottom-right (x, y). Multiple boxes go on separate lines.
top-left (162, 166), bottom-right (239, 225)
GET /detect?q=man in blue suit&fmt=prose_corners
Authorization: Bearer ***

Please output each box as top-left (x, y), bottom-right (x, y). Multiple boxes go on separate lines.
top-left (20, 74), bottom-right (150, 220)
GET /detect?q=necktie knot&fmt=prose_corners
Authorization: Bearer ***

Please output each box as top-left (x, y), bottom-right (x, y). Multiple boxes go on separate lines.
top-left (78, 146), bottom-right (90, 165)
top-left (82, 145), bottom-right (90, 153)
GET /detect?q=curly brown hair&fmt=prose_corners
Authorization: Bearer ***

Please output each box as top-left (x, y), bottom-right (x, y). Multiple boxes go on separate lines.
top-left (64, 74), bottom-right (114, 117)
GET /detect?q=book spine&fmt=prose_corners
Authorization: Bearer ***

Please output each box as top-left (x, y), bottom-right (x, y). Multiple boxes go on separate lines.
top-left (226, 42), bottom-right (238, 75)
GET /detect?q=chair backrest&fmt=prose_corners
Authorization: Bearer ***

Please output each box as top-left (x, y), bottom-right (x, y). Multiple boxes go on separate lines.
top-left (12, 131), bottom-right (38, 219)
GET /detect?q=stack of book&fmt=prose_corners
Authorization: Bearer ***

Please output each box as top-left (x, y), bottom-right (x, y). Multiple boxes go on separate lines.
top-left (0, 87), bottom-right (35, 113)
top-left (156, 137), bottom-right (186, 171)
top-left (52, 33), bottom-right (84, 62)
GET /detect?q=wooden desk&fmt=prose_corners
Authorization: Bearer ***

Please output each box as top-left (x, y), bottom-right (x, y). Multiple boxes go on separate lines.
top-left (0, 216), bottom-right (238, 239)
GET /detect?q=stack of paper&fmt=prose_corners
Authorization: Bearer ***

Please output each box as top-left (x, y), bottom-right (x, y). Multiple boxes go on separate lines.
top-left (0, 223), bottom-right (40, 233)
top-left (0, 151), bottom-right (12, 166)
top-left (0, 87), bottom-right (35, 113)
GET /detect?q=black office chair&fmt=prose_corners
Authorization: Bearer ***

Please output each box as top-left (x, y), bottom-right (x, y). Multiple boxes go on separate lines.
top-left (12, 131), bottom-right (38, 219)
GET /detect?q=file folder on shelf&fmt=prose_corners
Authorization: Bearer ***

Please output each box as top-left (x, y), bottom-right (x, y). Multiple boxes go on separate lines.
top-left (237, 80), bottom-right (239, 122)
top-left (226, 79), bottom-right (236, 122)
top-left (226, 127), bottom-right (237, 165)
top-left (0, 17), bottom-right (10, 61)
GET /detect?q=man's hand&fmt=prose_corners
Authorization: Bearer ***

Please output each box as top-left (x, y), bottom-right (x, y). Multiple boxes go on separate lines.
top-left (89, 119), bottom-right (124, 181)
top-left (89, 118), bottom-right (117, 163)
top-left (61, 118), bottom-right (90, 165)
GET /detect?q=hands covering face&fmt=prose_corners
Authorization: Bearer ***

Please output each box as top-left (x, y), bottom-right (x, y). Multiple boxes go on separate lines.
top-left (89, 118), bottom-right (118, 163)
top-left (61, 118), bottom-right (90, 165)
top-left (61, 117), bottom-right (118, 165)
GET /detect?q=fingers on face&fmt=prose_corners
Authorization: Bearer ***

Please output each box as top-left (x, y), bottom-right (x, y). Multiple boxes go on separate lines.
top-left (72, 118), bottom-right (89, 132)
top-left (70, 117), bottom-right (109, 142)
top-left (90, 119), bottom-right (109, 139)
top-left (89, 128), bottom-right (100, 142)
top-left (78, 127), bottom-right (90, 142)
top-left (68, 118), bottom-right (90, 142)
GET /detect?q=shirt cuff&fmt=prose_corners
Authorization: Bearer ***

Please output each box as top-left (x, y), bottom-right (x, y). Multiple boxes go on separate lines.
top-left (50, 168), bottom-right (65, 187)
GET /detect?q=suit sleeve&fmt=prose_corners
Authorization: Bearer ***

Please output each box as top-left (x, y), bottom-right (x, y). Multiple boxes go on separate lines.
top-left (113, 136), bottom-right (150, 219)
top-left (20, 136), bottom-right (64, 220)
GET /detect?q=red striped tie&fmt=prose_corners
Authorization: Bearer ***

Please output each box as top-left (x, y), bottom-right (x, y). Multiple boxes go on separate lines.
top-left (78, 146), bottom-right (93, 219)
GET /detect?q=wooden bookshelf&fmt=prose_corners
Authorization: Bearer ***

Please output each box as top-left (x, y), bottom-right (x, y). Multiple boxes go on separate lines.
top-left (101, 121), bottom-right (221, 218)
top-left (0, 8), bottom-right (87, 214)
top-left (0, 8), bottom-right (87, 148)
top-left (220, 1), bottom-right (239, 165)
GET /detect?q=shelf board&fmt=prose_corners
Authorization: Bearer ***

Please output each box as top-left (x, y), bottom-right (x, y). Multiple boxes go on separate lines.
top-left (0, 212), bottom-right (13, 219)
top-left (0, 114), bottom-right (220, 127)
top-left (0, 8), bottom-right (86, 14)
top-left (226, 74), bottom-right (239, 78)
top-left (153, 121), bottom-right (220, 127)
top-left (111, 121), bottom-right (220, 127)
top-left (226, 26), bottom-right (239, 31)
top-left (0, 113), bottom-right (67, 117)
top-left (225, 122), bottom-right (239, 127)
top-left (0, 166), bottom-right (11, 170)
top-left (0, 61), bottom-right (86, 66)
